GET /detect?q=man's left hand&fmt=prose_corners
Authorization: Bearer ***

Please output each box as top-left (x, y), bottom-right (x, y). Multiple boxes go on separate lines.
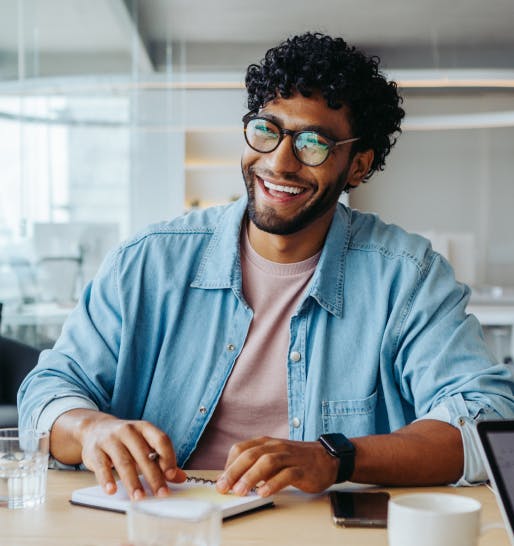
top-left (215, 436), bottom-right (339, 497)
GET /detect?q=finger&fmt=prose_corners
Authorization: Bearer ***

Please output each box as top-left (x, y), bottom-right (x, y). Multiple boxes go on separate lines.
top-left (166, 466), bottom-right (188, 483)
top-left (108, 442), bottom-right (147, 500)
top-left (87, 450), bottom-right (118, 495)
top-left (224, 437), bottom-right (271, 468)
top-left (136, 422), bottom-right (187, 483)
top-left (231, 451), bottom-right (290, 496)
top-left (120, 423), bottom-right (171, 497)
top-left (256, 466), bottom-right (305, 497)
top-left (137, 422), bottom-right (176, 471)
top-left (217, 441), bottom-right (278, 494)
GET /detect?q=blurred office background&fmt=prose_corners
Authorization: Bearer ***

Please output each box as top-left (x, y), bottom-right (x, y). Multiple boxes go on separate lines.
top-left (0, 0), bottom-right (513, 363)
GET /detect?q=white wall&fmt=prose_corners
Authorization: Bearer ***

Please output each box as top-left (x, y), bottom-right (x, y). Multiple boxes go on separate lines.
top-left (351, 93), bottom-right (514, 288)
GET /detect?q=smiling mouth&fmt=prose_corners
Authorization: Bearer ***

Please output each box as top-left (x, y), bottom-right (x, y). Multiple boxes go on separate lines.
top-left (262, 180), bottom-right (306, 196)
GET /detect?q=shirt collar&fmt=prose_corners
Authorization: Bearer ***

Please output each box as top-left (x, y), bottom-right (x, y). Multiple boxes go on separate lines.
top-left (304, 204), bottom-right (351, 318)
top-left (192, 197), bottom-right (351, 317)
top-left (191, 197), bottom-right (247, 293)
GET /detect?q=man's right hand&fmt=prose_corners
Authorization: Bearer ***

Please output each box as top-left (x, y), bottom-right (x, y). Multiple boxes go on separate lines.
top-left (50, 409), bottom-right (187, 500)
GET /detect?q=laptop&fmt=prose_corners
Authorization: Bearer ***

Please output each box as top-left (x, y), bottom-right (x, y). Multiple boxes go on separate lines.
top-left (476, 420), bottom-right (514, 546)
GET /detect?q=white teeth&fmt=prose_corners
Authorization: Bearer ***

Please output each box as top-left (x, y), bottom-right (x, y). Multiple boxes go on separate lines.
top-left (263, 180), bottom-right (304, 195)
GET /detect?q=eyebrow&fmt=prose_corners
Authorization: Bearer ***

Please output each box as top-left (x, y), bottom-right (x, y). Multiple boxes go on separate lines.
top-left (257, 112), bottom-right (342, 142)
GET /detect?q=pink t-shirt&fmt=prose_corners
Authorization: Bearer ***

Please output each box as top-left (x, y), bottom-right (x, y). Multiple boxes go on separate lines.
top-left (186, 228), bottom-right (320, 469)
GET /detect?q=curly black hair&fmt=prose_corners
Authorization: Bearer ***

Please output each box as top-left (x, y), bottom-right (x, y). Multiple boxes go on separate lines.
top-left (245, 32), bottom-right (405, 181)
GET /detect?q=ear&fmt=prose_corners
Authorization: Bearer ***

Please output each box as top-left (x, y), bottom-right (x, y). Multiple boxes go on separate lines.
top-left (346, 149), bottom-right (374, 189)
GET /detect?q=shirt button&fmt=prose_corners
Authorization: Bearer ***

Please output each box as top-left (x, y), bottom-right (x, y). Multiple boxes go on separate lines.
top-left (226, 343), bottom-right (236, 352)
top-left (290, 351), bottom-right (301, 362)
top-left (292, 417), bottom-right (301, 428)
top-left (458, 417), bottom-right (466, 426)
top-left (199, 406), bottom-right (208, 415)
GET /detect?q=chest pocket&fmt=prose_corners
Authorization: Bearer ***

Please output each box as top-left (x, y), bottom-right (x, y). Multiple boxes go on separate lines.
top-left (321, 391), bottom-right (378, 438)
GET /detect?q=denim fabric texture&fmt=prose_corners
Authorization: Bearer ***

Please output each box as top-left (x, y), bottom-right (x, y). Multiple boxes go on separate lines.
top-left (18, 197), bottom-right (514, 483)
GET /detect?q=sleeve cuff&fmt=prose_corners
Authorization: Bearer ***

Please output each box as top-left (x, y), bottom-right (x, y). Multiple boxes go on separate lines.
top-left (35, 396), bottom-right (99, 434)
top-left (415, 395), bottom-right (490, 486)
top-left (415, 405), bottom-right (451, 424)
top-left (36, 396), bottom-right (99, 471)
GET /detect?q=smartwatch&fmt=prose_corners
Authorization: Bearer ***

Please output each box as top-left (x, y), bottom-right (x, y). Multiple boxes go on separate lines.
top-left (318, 432), bottom-right (356, 484)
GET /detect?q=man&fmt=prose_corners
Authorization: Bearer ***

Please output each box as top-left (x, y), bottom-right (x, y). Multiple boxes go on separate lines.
top-left (18, 32), bottom-right (514, 501)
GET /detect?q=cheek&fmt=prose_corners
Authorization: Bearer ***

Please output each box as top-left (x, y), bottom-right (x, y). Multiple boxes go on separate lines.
top-left (242, 146), bottom-right (260, 170)
top-left (313, 167), bottom-right (338, 189)
top-left (322, 156), bottom-right (351, 183)
top-left (241, 153), bottom-right (256, 182)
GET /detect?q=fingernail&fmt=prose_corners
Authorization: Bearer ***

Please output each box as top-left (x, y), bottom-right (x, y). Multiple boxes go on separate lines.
top-left (233, 481), bottom-right (248, 496)
top-left (104, 482), bottom-right (116, 494)
top-left (176, 469), bottom-right (188, 482)
top-left (133, 488), bottom-right (144, 501)
top-left (157, 486), bottom-right (170, 497)
top-left (165, 469), bottom-right (176, 481)
top-left (216, 476), bottom-right (229, 493)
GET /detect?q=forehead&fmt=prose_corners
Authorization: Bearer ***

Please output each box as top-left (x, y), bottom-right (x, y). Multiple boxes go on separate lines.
top-left (259, 92), bottom-right (352, 137)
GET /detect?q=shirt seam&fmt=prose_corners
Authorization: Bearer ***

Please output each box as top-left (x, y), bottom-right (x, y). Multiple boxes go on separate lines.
top-left (121, 228), bottom-right (216, 252)
top-left (347, 242), bottom-right (425, 274)
top-left (307, 206), bottom-right (351, 316)
top-left (392, 251), bottom-right (439, 360)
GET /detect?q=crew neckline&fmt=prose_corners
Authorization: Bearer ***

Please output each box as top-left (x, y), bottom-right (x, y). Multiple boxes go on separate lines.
top-left (241, 225), bottom-right (321, 276)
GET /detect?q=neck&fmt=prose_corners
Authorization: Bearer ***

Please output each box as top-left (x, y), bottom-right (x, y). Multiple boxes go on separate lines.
top-left (246, 208), bottom-right (335, 263)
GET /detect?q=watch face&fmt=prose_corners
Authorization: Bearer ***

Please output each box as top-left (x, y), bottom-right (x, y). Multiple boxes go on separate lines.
top-left (320, 433), bottom-right (355, 455)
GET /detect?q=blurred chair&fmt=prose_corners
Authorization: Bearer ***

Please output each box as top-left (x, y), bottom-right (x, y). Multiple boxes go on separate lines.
top-left (0, 335), bottom-right (41, 427)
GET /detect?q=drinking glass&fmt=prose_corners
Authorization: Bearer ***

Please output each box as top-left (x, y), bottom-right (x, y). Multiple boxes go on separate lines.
top-left (0, 428), bottom-right (50, 509)
top-left (127, 497), bottom-right (221, 546)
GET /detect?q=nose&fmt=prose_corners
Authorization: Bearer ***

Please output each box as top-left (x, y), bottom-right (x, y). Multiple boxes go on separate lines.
top-left (264, 134), bottom-right (302, 173)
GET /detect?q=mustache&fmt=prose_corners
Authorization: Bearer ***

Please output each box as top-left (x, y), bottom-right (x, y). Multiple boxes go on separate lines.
top-left (247, 165), bottom-right (311, 186)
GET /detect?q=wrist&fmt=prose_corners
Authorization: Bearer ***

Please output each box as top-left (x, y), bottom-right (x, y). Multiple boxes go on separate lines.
top-left (318, 433), bottom-right (356, 484)
top-left (68, 409), bottom-right (112, 445)
top-left (50, 408), bottom-right (110, 465)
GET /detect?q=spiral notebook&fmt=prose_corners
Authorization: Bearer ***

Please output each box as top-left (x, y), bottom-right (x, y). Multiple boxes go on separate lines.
top-left (70, 475), bottom-right (274, 519)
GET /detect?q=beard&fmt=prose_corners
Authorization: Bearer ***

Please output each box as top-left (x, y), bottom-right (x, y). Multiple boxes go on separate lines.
top-left (242, 163), bottom-right (350, 236)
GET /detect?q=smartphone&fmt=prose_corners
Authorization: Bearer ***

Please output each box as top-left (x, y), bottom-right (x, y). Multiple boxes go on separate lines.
top-left (329, 491), bottom-right (390, 528)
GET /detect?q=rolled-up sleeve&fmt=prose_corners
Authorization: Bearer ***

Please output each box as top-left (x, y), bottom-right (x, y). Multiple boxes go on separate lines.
top-left (396, 253), bottom-right (514, 485)
top-left (35, 396), bottom-right (99, 434)
top-left (416, 393), bottom-right (511, 485)
top-left (17, 247), bottom-right (122, 432)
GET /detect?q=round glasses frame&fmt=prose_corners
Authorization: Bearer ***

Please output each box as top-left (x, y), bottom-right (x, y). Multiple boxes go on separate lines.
top-left (242, 113), bottom-right (360, 167)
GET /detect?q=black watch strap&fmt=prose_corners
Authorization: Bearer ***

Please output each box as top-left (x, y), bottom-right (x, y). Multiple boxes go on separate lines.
top-left (318, 433), bottom-right (356, 483)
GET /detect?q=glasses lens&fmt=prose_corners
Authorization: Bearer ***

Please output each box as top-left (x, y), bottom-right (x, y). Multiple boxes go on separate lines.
top-left (294, 132), bottom-right (330, 166)
top-left (245, 118), bottom-right (280, 152)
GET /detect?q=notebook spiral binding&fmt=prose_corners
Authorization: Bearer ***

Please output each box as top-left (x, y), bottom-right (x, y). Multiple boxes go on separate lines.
top-left (186, 474), bottom-right (258, 494)
top-left (186, 475), bottom-right (217, 486)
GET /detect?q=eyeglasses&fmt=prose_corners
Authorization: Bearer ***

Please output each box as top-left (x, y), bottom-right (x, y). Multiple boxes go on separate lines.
top-left (243, 113), bottom-right (360, 167)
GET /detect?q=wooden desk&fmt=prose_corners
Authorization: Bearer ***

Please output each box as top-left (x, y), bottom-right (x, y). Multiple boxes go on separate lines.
top-left (0, 469), bottom-right (510, 546)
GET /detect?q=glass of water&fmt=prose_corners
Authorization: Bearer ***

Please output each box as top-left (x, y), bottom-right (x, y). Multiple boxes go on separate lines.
top-left (127, 498), bottom-right (221, 546)
top-left (0, 428), bottom-right (50, 509)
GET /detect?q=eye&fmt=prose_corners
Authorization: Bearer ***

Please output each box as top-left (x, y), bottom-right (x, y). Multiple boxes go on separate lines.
top-left (253, 120), bottom-right (279, 139)
top-left (298, 132), bottom-right (328, 149)
top-left (296, 132), bottom-right (329, 151)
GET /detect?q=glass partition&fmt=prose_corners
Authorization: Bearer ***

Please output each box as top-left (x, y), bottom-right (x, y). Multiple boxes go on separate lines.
top-left (0, 0), bottom-right (189, 348)
top-left (1, 0), bottom-right (513, 353)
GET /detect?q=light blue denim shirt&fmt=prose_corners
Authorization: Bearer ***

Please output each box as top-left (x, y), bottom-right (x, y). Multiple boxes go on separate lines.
top-left (18, 198), bottom-right (514, 484)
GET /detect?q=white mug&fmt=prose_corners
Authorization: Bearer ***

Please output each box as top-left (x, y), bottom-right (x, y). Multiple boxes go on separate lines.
top-left (388, 493), bottom-right (482, 546)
